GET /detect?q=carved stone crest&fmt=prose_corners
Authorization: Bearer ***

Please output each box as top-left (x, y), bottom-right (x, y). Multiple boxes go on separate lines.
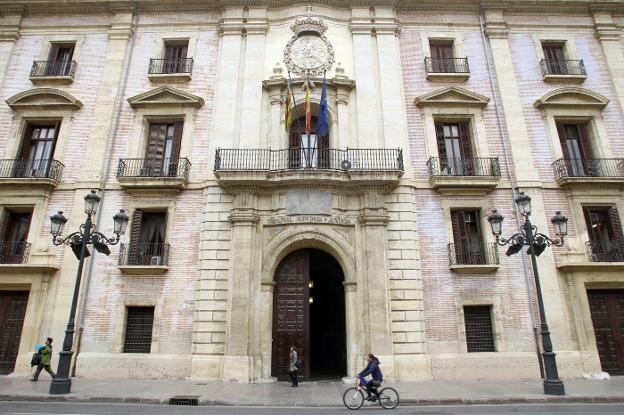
top-left (283, 16), bottom-right (335, 77)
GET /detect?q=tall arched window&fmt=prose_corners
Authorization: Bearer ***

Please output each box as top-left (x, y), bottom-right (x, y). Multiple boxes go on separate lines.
top-left (288, 114), bottom-right (329, 169)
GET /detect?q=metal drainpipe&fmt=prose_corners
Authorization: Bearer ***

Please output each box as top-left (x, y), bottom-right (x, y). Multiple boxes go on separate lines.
top-left (70, 3), bottom-right (138, 377)
top-left (478, 8), bottom-right (545, 378)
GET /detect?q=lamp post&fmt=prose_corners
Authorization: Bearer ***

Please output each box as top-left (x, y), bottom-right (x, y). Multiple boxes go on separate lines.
top-left (48, 190), bottom-right (129, 395)
top-left (487, 192), bottom-right (568, 396)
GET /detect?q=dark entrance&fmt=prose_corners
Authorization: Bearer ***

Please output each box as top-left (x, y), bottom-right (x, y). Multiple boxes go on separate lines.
top-left (271, 249), bottom-right (346, 381)
top-left (587, 290), bottom-right (624, 375)
top-left (0, 291), bottom-right (29, 374)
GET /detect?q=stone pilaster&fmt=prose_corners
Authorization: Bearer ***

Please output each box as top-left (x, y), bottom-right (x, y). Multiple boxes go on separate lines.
top-left (79, 11), bottom-right (134, 183)
top-left (358, 192), bottom-right (394, 378)
top-left (222, 199), bottom-right (259, 382)
top-left (343, 281), bottom-right (360, 376)
top-left (483, 8), bottom-right (540, 186)
top-left (0, 6), bottom-right (22, 89)
top-left (593, 10), bottom-right (624, 117)
top-left (333, 66), bottom-right (352, 148)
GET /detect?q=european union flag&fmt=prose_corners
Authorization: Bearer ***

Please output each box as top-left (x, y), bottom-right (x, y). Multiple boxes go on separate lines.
top-left (317, 74), bottom-right (329, 137)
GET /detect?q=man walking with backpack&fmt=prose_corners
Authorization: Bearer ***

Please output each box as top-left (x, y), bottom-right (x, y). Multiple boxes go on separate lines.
top-left (31, 337), bottom-right (55, 381)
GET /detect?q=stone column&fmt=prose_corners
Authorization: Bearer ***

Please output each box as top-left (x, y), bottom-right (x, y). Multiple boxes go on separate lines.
top-left (0, 7), bottom-right (21, 89)
top-left (265, 66), bottom-right (285, 149)
top-left (482, 9), bottom-right (539, 186)
top-left (359, 192), bottom-right (394, 378)
top-left (222, 201), bottom-right (259, 381)
top-left (334, 67), bottom-right (352, 148)
top-left (343, 281), bottom-right (359, 377)
top-left (593, 10), bottom-right (624, 116)
top-left (259, 281), bottom-right (275, 381)
top-left (79, 12), bottom-right (134, 183)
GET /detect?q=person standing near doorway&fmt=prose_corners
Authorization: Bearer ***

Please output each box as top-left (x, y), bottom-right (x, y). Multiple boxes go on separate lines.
top-left (31, 337), bottom-right (55, 381)
top-left (289, 345), bottom-right (299, 387)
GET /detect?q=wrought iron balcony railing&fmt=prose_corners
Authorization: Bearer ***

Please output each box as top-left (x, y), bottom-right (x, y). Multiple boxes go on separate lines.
top-left (148, 58), bottom-right (194, 74)
top-left (117, 158), bottom-right (191, 180)
top-left (119, 242), bottom-right (170, 266)
top-left (427, 157), bottom-right (500, 177)
top-left (0, 159), bottom-right (64, 181)
top-left (585, 239), bottom-right (624, 263)
top-left (30, 60), bottom-right (78, 78)
top-left (0, 241), bottom-right (30, 264)
top-left (552, 158), bottom-right (624, 181)
top-left (214, 148), bottom-right (404, 172)
top-left (448, 242), bottom-right (499, 266)
top-left (424, 57), bottom-right (470, 74)
top-left (539, 59), bottom-right (586, 76)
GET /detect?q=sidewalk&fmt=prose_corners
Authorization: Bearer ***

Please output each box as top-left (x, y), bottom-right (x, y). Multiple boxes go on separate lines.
top-left (1, 375), bottom-right (623, 407)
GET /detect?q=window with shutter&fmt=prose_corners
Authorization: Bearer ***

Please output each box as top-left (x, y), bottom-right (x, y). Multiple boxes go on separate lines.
top-left (556, 122), bottom-right (593, 177)
top-left (163, 41), bottom-right (188, 73)
top-left (464, 305), bottom-right (496, 352)
top-left (47, 43), bottom-right (75, 76)
top-left (584, 207), bottom-right (624, 262)
top-left (123, 306), bottom-right (154, 353)
top-left (435, 121), bottom-right (472, 175)
top-left (17, 123), bottom-right (59, 178)
top-left (451, 209), bottom-right (484, 264)
top-left (430, 41), bottom-right (454, 72)
top-left (1, 209), bottom-right (32, 264)
top-left (288, 116), bottom-right (321, 168)
top-left (144, 122), bottom-right (183, 176)
top-left (542, 44), bottom-right (566, 74)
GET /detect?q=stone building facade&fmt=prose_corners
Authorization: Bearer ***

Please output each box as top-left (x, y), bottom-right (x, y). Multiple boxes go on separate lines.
top-left (1, 0), bottom-right (623, 382)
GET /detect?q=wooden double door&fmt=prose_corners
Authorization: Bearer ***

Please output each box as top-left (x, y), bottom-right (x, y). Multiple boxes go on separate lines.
top-left (0, 291), bottom-right (29, 374)
top-left (271, 249), bottom-right (346, 380)
top-left (587, 290), bottom-right (624, 375)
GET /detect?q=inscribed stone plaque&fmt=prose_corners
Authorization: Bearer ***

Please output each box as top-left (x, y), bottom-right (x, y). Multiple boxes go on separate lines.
top-left (286, 191), bottom-right (331, 215)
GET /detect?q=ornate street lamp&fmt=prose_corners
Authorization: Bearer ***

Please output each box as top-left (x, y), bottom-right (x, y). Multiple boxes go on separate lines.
top-left (48, 190), bottom-right (128, 395)
top-left (487, 192), bottom-right (567, 396)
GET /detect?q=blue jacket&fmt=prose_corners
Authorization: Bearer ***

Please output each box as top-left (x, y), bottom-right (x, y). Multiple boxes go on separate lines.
top-left (358, 358), bottom-right (383, 381)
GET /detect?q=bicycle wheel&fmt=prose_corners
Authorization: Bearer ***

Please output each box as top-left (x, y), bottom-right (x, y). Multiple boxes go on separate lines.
top-left (378, 387), bottom-right (399, 409)
top-left (343, 387), bottom-right (364, 410)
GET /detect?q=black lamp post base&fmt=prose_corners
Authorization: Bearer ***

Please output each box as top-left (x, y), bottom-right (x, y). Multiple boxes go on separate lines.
top-left (49, 377), bottom-right (72, 395)
top-left (543, 379), bottom-right (565, 396)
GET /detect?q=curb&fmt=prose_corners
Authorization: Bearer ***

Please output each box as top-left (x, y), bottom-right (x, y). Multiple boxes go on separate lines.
top-left (2, 394), bottom-right (624, 407)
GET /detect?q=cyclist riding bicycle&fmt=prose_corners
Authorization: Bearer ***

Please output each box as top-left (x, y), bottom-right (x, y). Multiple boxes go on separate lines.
top-left (357, 353), bottom-right (383, 401)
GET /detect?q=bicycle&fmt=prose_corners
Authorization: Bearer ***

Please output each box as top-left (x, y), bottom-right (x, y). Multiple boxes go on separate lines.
top-left (342, 381), bottom-right (399, 410)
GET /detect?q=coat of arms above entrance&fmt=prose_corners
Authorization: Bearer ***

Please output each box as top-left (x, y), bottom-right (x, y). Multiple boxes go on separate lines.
top-left (284, 15), bottom-right (335, 77)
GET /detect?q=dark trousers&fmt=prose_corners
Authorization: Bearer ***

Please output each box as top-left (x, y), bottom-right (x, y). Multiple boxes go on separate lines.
top-left (289, 369), bottom-right (298, 387)
top-left (33, 364), bottom-right (55, 380)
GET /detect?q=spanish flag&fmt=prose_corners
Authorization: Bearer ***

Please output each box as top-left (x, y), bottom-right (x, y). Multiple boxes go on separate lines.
top-left (305, 88), bottom-right (311, 135)
top-left (285, 83), bottom-right (293, 131)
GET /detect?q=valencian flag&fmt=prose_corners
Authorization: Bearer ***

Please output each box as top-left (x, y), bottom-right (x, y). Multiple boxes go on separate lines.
top-left (305, 87), bottom-right (312, 134)
top-left (317, 73), bottom-right (329, 137)
top-left (284, 81), bottom-right (293, 131)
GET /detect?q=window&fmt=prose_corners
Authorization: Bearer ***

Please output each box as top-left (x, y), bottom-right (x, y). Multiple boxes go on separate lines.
top-left (556, 122), bottom-right (593, 176)
top-left (0, 209), bottom-right (32, 264)
top-left (47, 43), bottom-right (75, 76)
top-left (163, 41), bottom-right (188, 73)
top-left (435, 121), bottom-right (473, 175)
top-left (288, 115), bottom-right (329, 168)
top-left (542, 43), bottom-right (566, 75)
top-left (144, 122), bottom-right (183, 176)
top-left (430, 41), bottom-right (454, 72)
top-left (464, 305), bottom-right (495, 352)
top-left (123, 306), bottom-right (154, 353)
top-left (128, 210), bottom-right (167, 266)
top-left (584, 206), bottom-right (624, 262)
top-left (17, 123), bottom-right (59, 178)
top-left (451, 210), bottom-right (484, 264)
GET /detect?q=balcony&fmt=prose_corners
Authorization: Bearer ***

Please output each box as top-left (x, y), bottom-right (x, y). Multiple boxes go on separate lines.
top-left (148, 58), bottom-right (193, 82)
top-left (586, 240), bottom-right (624, 263)
top-left (448, 242), bottom-right (499, 273)
top-left (424, 57), bottom-right (470, 81)
top-left (214, 148), bottom-right (404, 190)
top-left (427, 157), bottom-right (501, 195)
top-left (118, 242), bottom-right (169, 274)
top-left (116, 158), bottom-right (191, 194)
top-left (552, 158), bottom-right (624, 188)
top-left (0, 159), bottom-right (63, 190)
top-left (539, 59), bottom-right (587, 82)
top-left (0, 241), bottom-right (30, 264)
top-left (29, 60), bottom-right (77, 84)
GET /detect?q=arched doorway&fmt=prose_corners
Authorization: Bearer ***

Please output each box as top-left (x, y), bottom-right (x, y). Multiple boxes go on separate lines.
top-left (271, 249), bottom-right (346, 380)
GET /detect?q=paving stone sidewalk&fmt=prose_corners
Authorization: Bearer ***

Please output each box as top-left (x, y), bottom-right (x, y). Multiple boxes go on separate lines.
top-left (1, 375), bottom-right (623, 407)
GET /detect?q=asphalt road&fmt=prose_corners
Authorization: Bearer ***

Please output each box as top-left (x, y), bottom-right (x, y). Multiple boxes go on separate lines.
top-left (1, 402), bottom-right (624, 415)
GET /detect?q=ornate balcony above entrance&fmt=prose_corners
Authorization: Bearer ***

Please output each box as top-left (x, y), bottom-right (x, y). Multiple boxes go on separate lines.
top-left (214, 148), bottom-right (403, 190)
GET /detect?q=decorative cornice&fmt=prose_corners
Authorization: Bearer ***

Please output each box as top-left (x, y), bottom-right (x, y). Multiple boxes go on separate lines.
top-left (229, 208), bottom-right (260, 224)
top-left (127, 85), bottom-right (204, 109)
top-left (6, 88), bottom-right (83, 111)
top-left (534, 87), bottom-right (610, 110)
top-left (415, 86), bottom-right (490, 108)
